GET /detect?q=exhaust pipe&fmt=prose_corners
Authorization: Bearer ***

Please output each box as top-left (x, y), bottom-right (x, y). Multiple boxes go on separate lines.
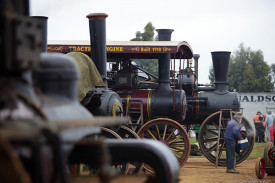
top-left (156, 29), bottom-right (174, 91)
top-left (31, 16), bottom-right (48, 52)
top-left (193, 54), bottom-right (200, 82)
top-left (211, 51), bottom-right (230, 93)
top-left (86, 13), bottom-right (108, 83)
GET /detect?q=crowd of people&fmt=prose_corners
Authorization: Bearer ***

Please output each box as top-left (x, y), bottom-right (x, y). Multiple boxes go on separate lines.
top-left (253, 111), bottom-right (275, 142)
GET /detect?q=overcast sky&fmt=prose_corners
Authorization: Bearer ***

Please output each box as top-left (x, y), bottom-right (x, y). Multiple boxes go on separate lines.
top-left (30, 0), bottom-right (275, 84)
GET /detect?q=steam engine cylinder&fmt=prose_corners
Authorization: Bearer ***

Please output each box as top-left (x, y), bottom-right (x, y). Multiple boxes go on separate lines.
top-left (121, 89), bottom-right (186, 123)
top-left (151, 90), bottom-right (186, 122)
top-left (198, 91), bottom-right (239, 114)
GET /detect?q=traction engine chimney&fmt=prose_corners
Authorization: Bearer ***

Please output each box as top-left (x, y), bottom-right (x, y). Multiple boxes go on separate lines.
top-left (156, 29), bottom-right (174, 91)
top-left (31, 16), bottom-right (48, 52)
top-left (211, 51), bottom-right (230, 93)
top-left (86, 13), bottom-right (108, 83)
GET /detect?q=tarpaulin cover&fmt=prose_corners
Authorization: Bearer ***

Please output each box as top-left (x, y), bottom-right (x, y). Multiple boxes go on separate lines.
top-left (67, 52), bottom-right (105, 102)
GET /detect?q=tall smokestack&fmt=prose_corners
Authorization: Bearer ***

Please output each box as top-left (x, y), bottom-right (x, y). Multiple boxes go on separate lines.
top-left (156, 29), bottom-right (174, 91)
top-left (31, 16), bottom-right (48, 52)
top-left (86, 13), bottom-right (108, 82)
top-left (211, 51), bottom-right (230, 92)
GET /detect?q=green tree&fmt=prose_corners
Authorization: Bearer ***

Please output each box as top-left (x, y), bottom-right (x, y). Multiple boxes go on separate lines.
top-left (131, 22), bottom-right (158, 76)
top-left (208, 66), bottom-right (214, 85)
top-left (208, 43), bottom-right (274, 92)
top-left (131, 22), bottom-right (155, 41)
top-left (131, 31), bottom-right (142, 41)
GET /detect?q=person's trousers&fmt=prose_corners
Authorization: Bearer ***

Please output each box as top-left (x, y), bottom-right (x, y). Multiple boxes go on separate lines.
top-left (225, 138), bottom-right (236, 169)
top-left (267, 126), bottom-right (271, 141)
top-left (255, 123), bottom-right (264, 142)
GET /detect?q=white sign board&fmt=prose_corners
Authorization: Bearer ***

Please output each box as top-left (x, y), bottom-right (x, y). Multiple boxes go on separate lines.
top-left (239, 93), bottom-right (275, 129)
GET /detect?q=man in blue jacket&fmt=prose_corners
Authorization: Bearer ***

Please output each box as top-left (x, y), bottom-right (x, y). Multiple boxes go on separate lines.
top-left (224, 112), bottom-right (244, 174)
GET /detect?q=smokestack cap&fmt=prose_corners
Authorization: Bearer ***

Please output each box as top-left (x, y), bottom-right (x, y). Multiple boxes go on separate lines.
top-left (193, 54), bottom-right (200, 59)
top-left (86, 13), bottom-right (108, 20)
top-left (156, 29), bottom-right (174, 41)
top-left (211, 51), bottom-right (230, 83)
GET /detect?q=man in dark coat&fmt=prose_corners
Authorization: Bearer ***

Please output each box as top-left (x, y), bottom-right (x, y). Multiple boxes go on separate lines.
top-left (224, 112), bottom-right (244, 174)
top-left (254, 111), bottom-right (263, 142)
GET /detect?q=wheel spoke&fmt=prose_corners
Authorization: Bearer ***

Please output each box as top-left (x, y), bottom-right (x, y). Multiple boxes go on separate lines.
top-left (147, 129), bottom-right (157, 140)
top-left (166, 128), bottom-right (176, 141)
top-left (170, 144), bottom-right (185, 148)
top-left (210, 120), bottom-right (219, 129)
top-left (206, 143), bottom-right (217, 153)
top-left (170, 148), bottom-right (183, 158)
top-left (205, 129), bottom-right (218, 136)
top-left (162, 124), bottom-right (167, 140)
top-left (155, 125), bottom-right (161, 140)
top-left (203, 137), bottom-right (218, 143)
top-left (171, 140), bottom-right (185, 144)
top-left (168, 135), bottom-right (182, 145)
top-left (170, 146), bottom-right (185, 152)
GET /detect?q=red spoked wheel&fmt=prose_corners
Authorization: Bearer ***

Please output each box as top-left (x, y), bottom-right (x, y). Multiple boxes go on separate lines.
top-left (255, 157), bottom-right (266, 179)
top-left (137, 118), bottom-right (190, 172)
top-left (264, 142), bottom-right (275, 175)
top-left (268, 146), bottom-right (275, 161)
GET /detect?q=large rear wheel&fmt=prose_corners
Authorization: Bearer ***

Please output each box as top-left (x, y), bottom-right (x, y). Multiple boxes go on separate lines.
top-left (198, 111), bottom-right (254, 166)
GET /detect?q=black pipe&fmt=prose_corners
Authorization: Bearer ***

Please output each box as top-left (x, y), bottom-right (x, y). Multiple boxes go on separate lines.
top-left (197, 86), bottom-right (215, 91)
top-left (193, 54), bottom-right (200, 82)
top-left (86, 13), bottom-right (108, 81)
top-left (156, 29), bottom-right (174, 91)
top-left (211, 51), bottom-right (230, 92)
top-left (31, 16), bottom-right (48, 52)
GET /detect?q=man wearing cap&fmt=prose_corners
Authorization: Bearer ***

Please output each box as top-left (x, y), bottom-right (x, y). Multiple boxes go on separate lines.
top-left (224, 112), bottom-right (244, 174)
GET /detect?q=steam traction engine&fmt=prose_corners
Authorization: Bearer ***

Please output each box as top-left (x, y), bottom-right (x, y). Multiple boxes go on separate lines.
top-left (108, 29), bottom-right (193, 170)
top-left (47, 15), bottom-right (254, 168)
top-left (176, 51), bottom-right (254, 165)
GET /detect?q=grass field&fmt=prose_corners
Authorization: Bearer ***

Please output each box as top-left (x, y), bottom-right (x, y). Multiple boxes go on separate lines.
top-left (189, 137), bottom-right (268, 159)
top-left (247, 142), bottom-right (266, 159)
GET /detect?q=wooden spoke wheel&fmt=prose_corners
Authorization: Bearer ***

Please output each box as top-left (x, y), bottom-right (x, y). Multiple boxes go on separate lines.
top-left (198, 111), bottom-right (254, 166)
top-left (264, 142), bottom-right (275, 175)
top-left (137, 118), bottom-right (190, 172)
top-left (116, 126), bottom-right (144, 175)
top-left (98, 127), bottom-right (122, 139)
top-left (94, 128), bottom-right (129, 175)
top-left (117, 126), bottom-right (140, 139)
top-left (255, 157), bottom-right (266, 179)
top-left (71, 127), bottom-right (129, 175)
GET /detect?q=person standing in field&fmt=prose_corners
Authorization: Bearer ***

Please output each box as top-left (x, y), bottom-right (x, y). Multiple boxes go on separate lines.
top-left (266, 111), bottom-right (273, 142)
top-left (253, 111), bottom-right (263, 142)
top-left (224, 112), bottom-right (244, 174)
